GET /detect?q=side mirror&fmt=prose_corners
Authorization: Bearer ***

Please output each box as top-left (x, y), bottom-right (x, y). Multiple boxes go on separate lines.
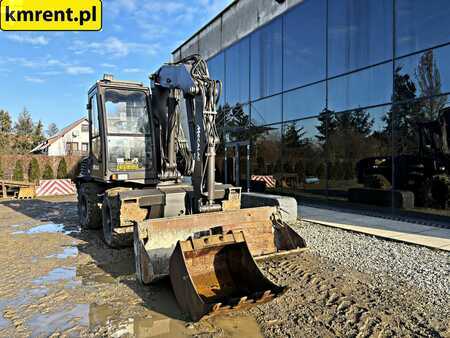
top-left (86, 103), bottom-right (92, 110)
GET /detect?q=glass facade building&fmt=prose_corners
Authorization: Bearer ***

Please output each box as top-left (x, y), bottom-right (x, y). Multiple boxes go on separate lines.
top-left (204, 0), bottom-right (450, 218)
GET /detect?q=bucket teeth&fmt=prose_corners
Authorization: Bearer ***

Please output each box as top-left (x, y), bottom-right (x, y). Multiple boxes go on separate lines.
top-left (169, 231), bottom-right (286, 321)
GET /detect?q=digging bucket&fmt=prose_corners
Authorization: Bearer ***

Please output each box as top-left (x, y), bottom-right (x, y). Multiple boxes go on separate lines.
top-left (170, 231), bottom-right (285, 321)
top-left (134, 206), bottom-right (305, 284)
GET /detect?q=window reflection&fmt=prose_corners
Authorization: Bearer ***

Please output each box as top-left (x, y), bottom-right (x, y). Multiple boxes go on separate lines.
top-left (283, 82), bottom-right (326, 122)
top-left (225, 38), bottom-right (250, 107)
top-left (328, 62), bottom-right (393, 112)
top-left (252, 125), bottom-right (282, 179)
top-left (326, 106), bottom-right (392, 198)
top-left (395, 46), bottom-right (450, 103)
top-left (396, 0), bottom-right (450, 57)
top-left (281, 118), bottom-right (325, 198)
top-left (250, 18), bottom-right (282, 100)
top-left (328, 0), bottom-right (393, 76)
top-left (207, 53), bottom-right (225, 107)
top-left (251, 95), bottom-right (282, 126)
top-left (283, 0), bottom-right (326, 90)
top-left (391, 97), bottom-right (450, 211)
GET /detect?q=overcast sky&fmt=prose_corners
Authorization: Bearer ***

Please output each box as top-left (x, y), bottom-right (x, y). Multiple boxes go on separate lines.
top-left (0, 0), bottom-right (231, 131)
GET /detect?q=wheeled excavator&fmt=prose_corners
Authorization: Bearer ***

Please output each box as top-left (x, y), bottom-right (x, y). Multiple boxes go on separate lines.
top-left (75, 55), bottom-right (304, 321)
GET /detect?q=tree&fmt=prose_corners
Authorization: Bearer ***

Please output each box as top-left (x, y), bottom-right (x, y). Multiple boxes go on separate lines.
top-left (316, 109), bottom-right (336, 142)
top-left (13, 108), bottom-right (35, 154)
top-left (13, 160), bottom-right (24, 181)
top-left (384, 66), bottom-right (420, 154)
top-left (0, 110), bottom-right (12, 133)
top-left (42, 163), bottom-right (54, 179)
top-left (0, 110), bottom-right (13, 153)
top-left (415, 50), bottom-right (447, 121)
top-left (46, 123), bottom-right (59, 137)
top-left (32, 120), bottom-right (45, 148)
top-left (28, 158), bottom-right (40, 182)
top-left (282, 123), bottom-right (306, 148)
top-left (57, 158), bottom-right (68, 179)
top-left (15, 108), bottom-right (34, 135)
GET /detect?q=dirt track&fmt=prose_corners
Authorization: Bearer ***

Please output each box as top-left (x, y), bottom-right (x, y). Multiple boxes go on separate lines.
top-left (0, 196), bottom-right (448, 337)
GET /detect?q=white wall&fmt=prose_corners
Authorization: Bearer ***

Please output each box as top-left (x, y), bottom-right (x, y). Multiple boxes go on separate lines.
top-left (47, 121), bottom-right (89, 156)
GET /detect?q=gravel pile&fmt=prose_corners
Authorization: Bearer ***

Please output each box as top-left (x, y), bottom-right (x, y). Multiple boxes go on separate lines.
top-left (294, 220), bottom-right (450, 311)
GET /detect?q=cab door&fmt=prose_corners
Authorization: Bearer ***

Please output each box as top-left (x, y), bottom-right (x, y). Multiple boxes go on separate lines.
top-left (88, 90), bottom-right (105, 179)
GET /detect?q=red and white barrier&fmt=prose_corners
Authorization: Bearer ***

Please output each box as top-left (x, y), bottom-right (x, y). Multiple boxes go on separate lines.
top-left (36, 179), bottom-right (76, 197)
top-left (251, 175), bottom-right (276, 188)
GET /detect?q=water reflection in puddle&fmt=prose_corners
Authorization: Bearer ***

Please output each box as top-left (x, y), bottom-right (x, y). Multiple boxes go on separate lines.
top-left (26, 304), bottom-right (89, 337)
top-left (33, 267), bottom-right (80, 288)
top-left (47, 246), bottom-right (79, 259)
top-left (13, 223), bottom-right (72, 235)
top-left (210, 315), bottom-right (263, 338)
top-left (0, 287), bottom-right (49, 329)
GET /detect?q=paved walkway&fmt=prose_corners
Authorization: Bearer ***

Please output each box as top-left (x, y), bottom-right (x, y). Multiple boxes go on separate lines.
top-left (300, 206), bottom-right (450, 252)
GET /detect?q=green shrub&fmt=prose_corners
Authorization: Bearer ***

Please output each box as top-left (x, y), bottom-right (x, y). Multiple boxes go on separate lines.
top-left (28, 158), bottom-right (40, 182)
top-left (42, 163), bottom-right (54, 179)
top-left (57, 158), bottom-right (68, 179)
top-left (13, 160), bottom-right (24, 181)
top-left (0, 160), bottom-right (3, 179)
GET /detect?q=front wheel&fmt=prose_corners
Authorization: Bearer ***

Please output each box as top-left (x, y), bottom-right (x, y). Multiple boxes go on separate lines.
top-left (78, 183), bottom-right (102, 230)
top-left (102, 196), bottom-right (132, 248)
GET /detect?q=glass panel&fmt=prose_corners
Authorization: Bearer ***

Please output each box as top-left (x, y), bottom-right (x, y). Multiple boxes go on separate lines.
top-left (220, 104), bottom-right (251, 142)
top-left (326, 106), bottom-right (392, 206)
top-left (281, 118), bottom-right (326, 202)
top-left (394, 46), bottom-right (450, 104)
top-left (105, 89), bottom-right (150, 135)
top-left (250, 18), bottom-right (282, 100)
top-left (107, 136), bottom-right (152, 172)
top-left (284, 0), bottom-right (326, 90)
top-left (251, 125), bottom-right (282, 192)
top-left (251, 95), bottom-right (282, 126)
top-left (283, 82), bottom-right (326, 122)
top-left (396, 0), bottom-right (450, 57)
top-left (207, 53), bottom-right (225, 108)
top-left (392, 96), bottom-right (450, 215)
top-left (91, 95), bottom-right (99, 137)
top-left (225, 38), bottom-right (250, 107)
top-left (328, 0), bottom-right (393, 76)
top-left (328, 62), bottom-right (393, 112)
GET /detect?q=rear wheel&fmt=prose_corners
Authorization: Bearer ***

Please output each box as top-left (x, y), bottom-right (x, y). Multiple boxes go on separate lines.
top-left (102, 194), bottom-right (132, 248)
top-left (78, 183), bottom-right (102, 229)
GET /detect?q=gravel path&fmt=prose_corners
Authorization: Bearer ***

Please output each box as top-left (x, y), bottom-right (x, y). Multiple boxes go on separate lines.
top-left (295, 221), bottom-right (450, 315)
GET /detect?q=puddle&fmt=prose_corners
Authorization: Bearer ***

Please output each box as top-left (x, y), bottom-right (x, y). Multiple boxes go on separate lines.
top-left (33, 267), bottom-right (80, 287)
top-left (0, 287), bottom-right (49, 329)
top-left (210, 315), bottom-right (263, 338)
top-left (26, 304), bottom-right (89, 337)
top-left (0, 314), bottom-right (8, 329)
top-left (109, 316), bottom-right (190, 338)
top-left (47, 246), bottom-right (79, 259)
top-left (89, 304), bottom-right (115, 328)
top-left (77, 264), bottom-right (117, 285)
top-left (77, 261), bottom-right (136, 285)
top-left (12, 223), bottom-right (72, 235)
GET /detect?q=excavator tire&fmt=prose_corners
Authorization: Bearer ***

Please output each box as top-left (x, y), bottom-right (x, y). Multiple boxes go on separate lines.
top-left (102, 192), bottom-right (133, 248)
top-left (78, 183), bottom-right (103, 230)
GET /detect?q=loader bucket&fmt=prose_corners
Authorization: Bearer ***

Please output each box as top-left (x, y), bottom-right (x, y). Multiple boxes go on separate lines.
top-left (134, 206), bottom-right (305, 284)
top-left (170, 231), bottom-right (285, 321)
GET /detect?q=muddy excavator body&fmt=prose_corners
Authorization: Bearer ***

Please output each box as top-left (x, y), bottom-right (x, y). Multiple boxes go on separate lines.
top-left (75, 55), bottom-right (305, 321)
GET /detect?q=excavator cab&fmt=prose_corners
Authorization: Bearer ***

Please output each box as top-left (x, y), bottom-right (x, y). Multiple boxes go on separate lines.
top-left (86, 76), bottom-right (158, 184)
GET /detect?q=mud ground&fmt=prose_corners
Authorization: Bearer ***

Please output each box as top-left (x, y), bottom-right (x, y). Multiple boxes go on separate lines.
top-left (0, 196), bottom-right (448, 337)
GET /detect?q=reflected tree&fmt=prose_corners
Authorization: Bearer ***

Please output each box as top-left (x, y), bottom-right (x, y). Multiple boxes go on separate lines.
top-left (415, 50), bottom-right (448, 120)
